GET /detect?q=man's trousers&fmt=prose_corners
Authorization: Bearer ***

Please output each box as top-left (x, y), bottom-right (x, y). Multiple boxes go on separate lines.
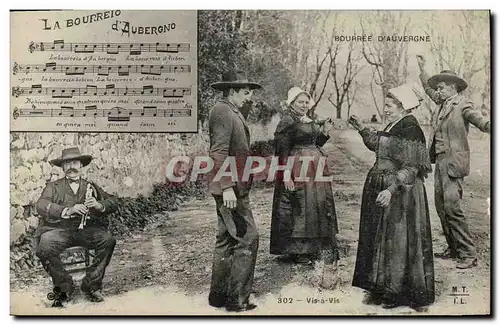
top-left (434, 155), bottom-right (476, 259)
top-left (36, 227), bottom-right (116, 295)
top-left (208, 194), bottom-right (259, 308)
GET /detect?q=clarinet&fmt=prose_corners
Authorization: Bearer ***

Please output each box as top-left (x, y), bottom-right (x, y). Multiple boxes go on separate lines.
top-left (78, 184), bottom-right (94, 230)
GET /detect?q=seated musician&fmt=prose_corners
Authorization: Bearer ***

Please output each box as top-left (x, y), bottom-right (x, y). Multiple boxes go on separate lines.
top-left (35, 147), bottom-right (118, 304)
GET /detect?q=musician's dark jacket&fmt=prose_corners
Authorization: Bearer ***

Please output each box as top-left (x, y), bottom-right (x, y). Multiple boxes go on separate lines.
top-left (35, 177), bottom-right (118, 237)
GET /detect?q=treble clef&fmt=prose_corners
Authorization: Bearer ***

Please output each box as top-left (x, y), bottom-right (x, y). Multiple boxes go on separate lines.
top-left (12, 86), bottom-right (21, 98)
top-left (28, 41), bottom-right (35, 53)
top-left (12, 62), bottom-right (19, 75)
top-left (13, 107), bottom-right (19, 120)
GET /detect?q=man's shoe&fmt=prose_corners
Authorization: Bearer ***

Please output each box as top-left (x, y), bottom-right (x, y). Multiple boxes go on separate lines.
top-left (83, 290), bottom-right (105, 303)
top-left (456, 257), bottom-right (478, 269)
top-left (226, 303), bottom-right (257, 312)
top-left (434, 248), bottom-right (456, 260)
top-left (362, 292), bottom-right (383, 306)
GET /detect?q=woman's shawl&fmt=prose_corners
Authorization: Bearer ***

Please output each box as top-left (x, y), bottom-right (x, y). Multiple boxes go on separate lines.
top-left (382, 114), bottom-right (432, 177)
top-left (359, 114), bottom-right (432, 193)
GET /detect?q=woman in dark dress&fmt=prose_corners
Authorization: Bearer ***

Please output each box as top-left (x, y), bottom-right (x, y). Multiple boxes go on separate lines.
top-left (349, 84), bottom-right (435, 309)
top-left (270, 87), bottom-right (339, 269)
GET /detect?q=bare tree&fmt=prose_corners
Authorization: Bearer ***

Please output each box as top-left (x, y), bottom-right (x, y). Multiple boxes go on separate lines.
top-left (369, 68), bottom-right (384, 120)
top-left (305, 12), bottom-right (339, 117)
top-left (424, 11), bottom-right (489, 97)
top-left (481, 52), bottom-right (491, 116)
top-left (234, 10), bottom-right (243, 30)
top-left (327, 41), bottom-right (363, 119)
top-left (288, 11), bottom-right (320, 84)
top-left (346, 81), bottom-right (361, 118)
top-left (360, 11), bottom-right (411, 121)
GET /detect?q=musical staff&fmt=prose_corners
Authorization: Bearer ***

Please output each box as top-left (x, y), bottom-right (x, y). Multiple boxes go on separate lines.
top-left (12, 85), bottom-right (191, 98)
top-left (12, 62), bottom-right (191, 76)
top-left (12, 106), bottom-right (192, 121)
top-left (11, 10), bottom-right (198, 133)
top-left (28, 40), bottom-right (190, 54)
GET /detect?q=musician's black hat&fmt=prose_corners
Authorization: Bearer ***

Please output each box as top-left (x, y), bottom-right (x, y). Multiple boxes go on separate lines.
top-left (50, 147), bottom-right (93, 167)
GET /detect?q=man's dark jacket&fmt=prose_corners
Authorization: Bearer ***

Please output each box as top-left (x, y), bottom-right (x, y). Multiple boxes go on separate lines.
top-left (35, 177), bottom-right (118, 237)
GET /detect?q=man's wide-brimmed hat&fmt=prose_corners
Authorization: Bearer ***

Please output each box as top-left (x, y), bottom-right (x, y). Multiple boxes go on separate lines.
top-left (211, 70), bottom-right (262, 91)
top-left (428, 70), bottom-right (468, 92)
top-left (50, 147), bottom-right (93, 167)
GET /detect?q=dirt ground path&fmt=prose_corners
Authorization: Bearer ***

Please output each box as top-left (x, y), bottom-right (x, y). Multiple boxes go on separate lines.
top-left (10, 129), bottom-right (491, 316)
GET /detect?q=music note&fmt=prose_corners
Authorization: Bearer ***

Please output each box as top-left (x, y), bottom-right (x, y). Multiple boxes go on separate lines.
top-left (60, 106), bottom-right (75, 117)
top-left (80, 105), bottom-right (96, 118)
top-left (106, 43), bottom-right (119, 55)
top-left (85, 85), bottom-right (98, 96)
top-left (143, 106), bottom-right (158, 117)
top-left (51, 88), bottom-right (67, 98)
top-left (169, 43), bottom-right (180, 53)
top-left (52, 40), bottom-right (65, 50)
top-left (108, 106), bottom-right (130, 122)
top-left (104, 84), bottom-right (115, 96)
top-left (28, 42), bottom-right (35, 53)
top-left (75, 43), bottom-right (96, 53)
top-left (129, 43), bottom-right (142, 55)
top-left (44, 62), bottom-right (57, 73)
top-left (67, 66), bottom-right (85, 76)
top-left (118, 65), bottom-right (130, 76)
top-left (97, 65), bottom-right (109, 76)
top-left (142, 85), bottom-right (154, 95)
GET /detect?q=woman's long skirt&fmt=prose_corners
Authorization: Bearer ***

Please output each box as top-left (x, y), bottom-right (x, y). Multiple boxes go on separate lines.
top-left (270, 147), bottom-right (339, 262)
top-left (352, 168), bottom-right (435, 306)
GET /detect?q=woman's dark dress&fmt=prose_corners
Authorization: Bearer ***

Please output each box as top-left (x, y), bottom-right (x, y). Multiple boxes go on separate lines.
top-left (352, 114), bottom-right (435, 306)
top-left (270, 112), bottom-right (338, 261)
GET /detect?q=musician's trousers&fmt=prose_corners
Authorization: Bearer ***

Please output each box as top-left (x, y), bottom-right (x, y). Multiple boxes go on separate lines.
top-left (36, 227), bottom-right (116, 294)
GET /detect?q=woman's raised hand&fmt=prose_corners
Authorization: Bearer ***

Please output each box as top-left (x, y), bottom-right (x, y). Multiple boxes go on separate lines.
top-left (348, 115), bottom-right (364, 131)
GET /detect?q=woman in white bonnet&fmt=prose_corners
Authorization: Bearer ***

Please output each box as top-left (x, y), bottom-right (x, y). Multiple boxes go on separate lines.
top-left (270, 87), bottom-right (339, 277)
top-left (349, 84), bottom-right (435, 310)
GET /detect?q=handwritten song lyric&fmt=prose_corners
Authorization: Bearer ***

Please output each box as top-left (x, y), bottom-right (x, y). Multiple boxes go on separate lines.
top-left (10, 10), bottom-right (198, 132)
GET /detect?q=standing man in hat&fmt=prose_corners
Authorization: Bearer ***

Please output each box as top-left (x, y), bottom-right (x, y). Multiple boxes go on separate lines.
top-left (207, 70), bottom-right (262, 312)
top-left (35, 147), bottom-right (118, 303)
top-left (417, 55), bottom-right (491, 269)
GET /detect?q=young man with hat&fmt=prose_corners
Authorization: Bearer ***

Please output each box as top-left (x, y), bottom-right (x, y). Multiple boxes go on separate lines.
top-left (417, 55), bottom-right (491, 269)
top-left (207, 70), bottom-right (262, 312)
top-left (35, 147), bottom-right (119, 303)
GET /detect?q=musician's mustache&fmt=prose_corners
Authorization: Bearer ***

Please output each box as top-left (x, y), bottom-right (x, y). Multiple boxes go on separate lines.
top-left (66, 168), bottom-right (79, 173)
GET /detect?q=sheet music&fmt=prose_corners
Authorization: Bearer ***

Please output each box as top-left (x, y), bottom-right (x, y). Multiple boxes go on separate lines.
top-left (10, 10), bottom-right (198, 132)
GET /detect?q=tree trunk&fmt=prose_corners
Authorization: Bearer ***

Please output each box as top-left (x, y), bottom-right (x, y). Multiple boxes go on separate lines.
top-left (234, 10), bottom-right (243, 30)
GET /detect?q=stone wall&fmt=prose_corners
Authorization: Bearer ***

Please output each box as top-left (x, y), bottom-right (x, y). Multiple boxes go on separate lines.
top-left (10, 131), bottom-right (210, 246)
